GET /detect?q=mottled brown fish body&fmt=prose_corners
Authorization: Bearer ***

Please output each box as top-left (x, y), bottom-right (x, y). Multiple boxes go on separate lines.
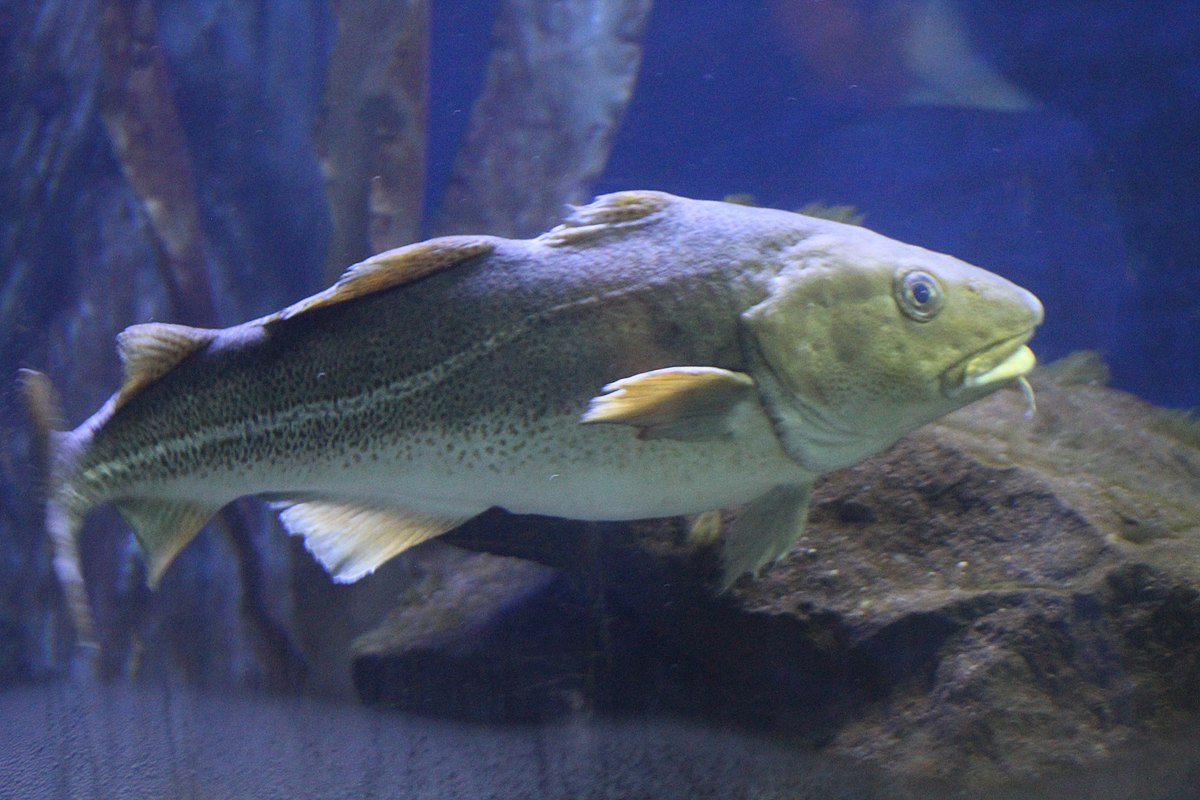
top-left (29, 191), bottom-right (1042, 638)
top-left (77, 195), bottom-right (803, 519)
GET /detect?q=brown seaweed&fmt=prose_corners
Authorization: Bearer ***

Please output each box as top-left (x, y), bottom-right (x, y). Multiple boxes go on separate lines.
top-left (317, 0), bottom-right (429, 281)
top-left (435, 0), bottom-right (653, 238)
top-left (96, 0), bottom-right (216, 325)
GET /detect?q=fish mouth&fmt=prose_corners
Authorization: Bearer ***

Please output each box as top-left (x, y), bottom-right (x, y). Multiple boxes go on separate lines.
top-left (943, 333), bottom-right (1037, 397)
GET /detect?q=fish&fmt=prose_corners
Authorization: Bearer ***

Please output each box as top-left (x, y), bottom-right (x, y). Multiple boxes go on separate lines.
top-left (21, 190), bottom-right (1042, 641)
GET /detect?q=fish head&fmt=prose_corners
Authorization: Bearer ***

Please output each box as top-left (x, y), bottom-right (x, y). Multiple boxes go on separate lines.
top-left (742, 225), bottom-right (1043, 472)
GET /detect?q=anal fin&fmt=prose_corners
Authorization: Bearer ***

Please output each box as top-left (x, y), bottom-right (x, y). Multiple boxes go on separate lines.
top-left (115, 498), bottom-right (221, 588)
top-left (720, 483), bottom-right (812, 590)
top-left (581, 366), bottom-right (756, 441)
top-left (275, 501), bottom-right (469, 583)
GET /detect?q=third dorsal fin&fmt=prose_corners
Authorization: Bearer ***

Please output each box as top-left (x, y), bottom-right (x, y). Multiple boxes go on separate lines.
top-left (114, 322), bottom-right (217, 411)
top-left (275, 236), bottom-right (496, 321)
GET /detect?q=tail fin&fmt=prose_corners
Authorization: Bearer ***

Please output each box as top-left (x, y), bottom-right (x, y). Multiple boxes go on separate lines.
top-left (18, 369), bottom-right (96, 648)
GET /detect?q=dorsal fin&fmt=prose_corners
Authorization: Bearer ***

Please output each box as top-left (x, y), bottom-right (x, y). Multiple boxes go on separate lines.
top-left (115, 322), bottom-right (217, 410)
top-left (275, 236), bottom-right (496, 321)
top-left (539, 190), bottom-right (674, 247)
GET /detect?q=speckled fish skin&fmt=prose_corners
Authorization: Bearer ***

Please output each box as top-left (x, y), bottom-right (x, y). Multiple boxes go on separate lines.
top-left (31, 190), bottom-right (1042, 624)
top-left (76, 195), bottom-right (803, 519)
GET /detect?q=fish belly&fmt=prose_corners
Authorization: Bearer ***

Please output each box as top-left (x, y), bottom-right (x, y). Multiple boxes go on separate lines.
top-left (269, 407), bottom-right (809, 523)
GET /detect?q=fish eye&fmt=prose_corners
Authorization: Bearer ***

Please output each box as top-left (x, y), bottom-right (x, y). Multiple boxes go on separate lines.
top-left (894, 270), bottom-right (943, 322)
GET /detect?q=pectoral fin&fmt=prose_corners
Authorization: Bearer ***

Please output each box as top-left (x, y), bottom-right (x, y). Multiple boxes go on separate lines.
top-left (581, 366), bottom-right (756, 441)
top-left (275, 501), bottom-right (469, 582)
top-left (720, 483), bottom-right (812, 590)
top-left (115, 498), bottom-right (222, 588)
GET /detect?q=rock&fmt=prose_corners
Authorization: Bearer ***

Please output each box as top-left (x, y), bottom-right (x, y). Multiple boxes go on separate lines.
top-left (356, 354), bottom-right (1200, 786)
top-left (351, 544), bottom-right (603, 722)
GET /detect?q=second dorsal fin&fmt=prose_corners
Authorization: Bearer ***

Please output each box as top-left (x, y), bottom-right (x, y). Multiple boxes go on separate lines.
top-left (275, 236), bottom-right (496, 321)
top-left (114, 322), bottom-right (218, 411)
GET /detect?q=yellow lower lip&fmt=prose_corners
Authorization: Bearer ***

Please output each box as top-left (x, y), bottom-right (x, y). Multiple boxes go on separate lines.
top-left (942, 333), bottom-right (1038, 398)
top-left (962, 344), bottom-right (1037, 389)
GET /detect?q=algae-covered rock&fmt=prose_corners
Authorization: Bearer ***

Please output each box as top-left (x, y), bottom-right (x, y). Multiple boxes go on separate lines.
top-left (355, 355), bottom-right (1200, 786)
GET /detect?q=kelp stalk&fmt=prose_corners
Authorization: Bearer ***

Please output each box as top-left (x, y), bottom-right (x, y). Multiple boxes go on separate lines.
top-left (435, 0), bottom-right (654, 238)
top-left (317, 0), bottom-right (429, 281)
top-left (96, 0), bottom-right (215, 325)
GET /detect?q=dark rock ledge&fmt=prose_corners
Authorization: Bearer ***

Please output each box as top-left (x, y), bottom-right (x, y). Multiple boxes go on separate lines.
top-left (354, 354), bottom-right (1200, 786)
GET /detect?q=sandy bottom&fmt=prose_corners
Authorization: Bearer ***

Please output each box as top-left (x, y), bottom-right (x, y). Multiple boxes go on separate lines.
top-left (0, 679), bottom-right (1196, 800)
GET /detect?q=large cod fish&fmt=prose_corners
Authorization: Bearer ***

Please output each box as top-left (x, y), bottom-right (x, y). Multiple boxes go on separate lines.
top-left (24, 191), bottom-right (1041, 638)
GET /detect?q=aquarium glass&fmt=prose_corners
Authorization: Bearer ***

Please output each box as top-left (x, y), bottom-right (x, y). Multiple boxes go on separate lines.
top-left (1, 2), bottom-right (1198, 798)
